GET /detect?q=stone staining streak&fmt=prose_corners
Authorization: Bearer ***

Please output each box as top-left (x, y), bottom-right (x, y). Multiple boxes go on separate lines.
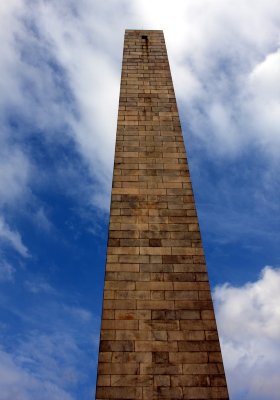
top-left (96, 30), bottom-right (229, 399)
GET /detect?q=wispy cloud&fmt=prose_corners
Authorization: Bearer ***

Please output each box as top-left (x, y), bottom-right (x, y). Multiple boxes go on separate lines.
top-left (0, 148), bottom-right (30, 207)
top-left (24, 278), bottom-right (55, 294)
top-left (0, 346), bottom-right (74, 400)
top-left (63, 305), bottom-right (93, 322)
top-left (0, 217), bottom-right (29, 258)
top-left (0, 297), bottom-right (99, 399)
top-left (0, 261), bottom-right (15, 282)
top-left (34, 208), bottom-right (53, 232)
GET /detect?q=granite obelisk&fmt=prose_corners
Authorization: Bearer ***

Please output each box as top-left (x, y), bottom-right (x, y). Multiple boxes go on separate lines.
top-left (95, 30), bottom-right (229, 400)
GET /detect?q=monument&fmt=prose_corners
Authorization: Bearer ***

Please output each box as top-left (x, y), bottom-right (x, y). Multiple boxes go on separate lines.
top-left (95, 30), bottom-right (229, 399)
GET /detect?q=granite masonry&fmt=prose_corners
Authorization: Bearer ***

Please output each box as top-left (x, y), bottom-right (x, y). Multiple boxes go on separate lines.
top-left (95, 30), bottom-right (229, 400)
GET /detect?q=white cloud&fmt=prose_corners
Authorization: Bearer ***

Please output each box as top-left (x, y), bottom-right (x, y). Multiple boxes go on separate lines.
top-left (133, 0), bottom-right (280, 156)
top-left (0, 0), bottom-right (124, 212)
top-left (214, 266), bottom-right (280, 400)
top-left (0, 216), bottom-right (29, 258)
top-left (0, 1), bottom-right (26, 112)
top-left (29, 0), bottom-right (124, 204)
top-left (245, 49), bottom-right (280, 152)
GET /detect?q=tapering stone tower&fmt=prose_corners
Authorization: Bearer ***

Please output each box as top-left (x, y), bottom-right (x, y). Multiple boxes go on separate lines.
top-left (95, 30), bottom-right (229, 400)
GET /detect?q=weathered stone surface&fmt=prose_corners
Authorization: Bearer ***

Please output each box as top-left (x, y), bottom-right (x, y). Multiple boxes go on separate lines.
top-left (95, 29), bottom-right (229, 399)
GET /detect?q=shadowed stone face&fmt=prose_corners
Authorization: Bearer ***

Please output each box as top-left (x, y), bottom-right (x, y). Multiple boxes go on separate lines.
top-left (95, 29), bottom-right (229, 400)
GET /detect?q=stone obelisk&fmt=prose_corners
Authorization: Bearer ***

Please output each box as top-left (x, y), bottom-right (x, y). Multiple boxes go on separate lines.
top-left (95, 30), bottom-right (229, 400)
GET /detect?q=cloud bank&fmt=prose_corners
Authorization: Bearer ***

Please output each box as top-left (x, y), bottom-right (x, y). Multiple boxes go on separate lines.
top-left (1, 0), bottom-right (280, 211)
top-left (214, 266), bottom-right (280, 400)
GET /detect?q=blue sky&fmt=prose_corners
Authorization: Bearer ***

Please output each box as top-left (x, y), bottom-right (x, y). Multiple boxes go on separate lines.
top-left (0, 1), bottom-right (280, 399)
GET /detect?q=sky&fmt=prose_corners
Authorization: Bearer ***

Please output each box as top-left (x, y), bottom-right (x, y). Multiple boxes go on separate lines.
top-left (0, 0), bottom-right (279, 399)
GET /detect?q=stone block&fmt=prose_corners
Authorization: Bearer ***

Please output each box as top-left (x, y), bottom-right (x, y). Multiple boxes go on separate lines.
top-left (112, 351), bottom-right (152, 363)
top-left (98, 362), bottom-right (139, 375)
top-left (143, 386), bottom-right (183, 399)
top-left (135, 340), bottom-right (178, 352)
top-left (154, 375), bottom-right (171, 387)
top-left (111, 374), bottom-right (153, 387)
top-left (140, 363), bottom-right (182, 375)
top-left (100, 340), bottom-right (134, 352)
top-left (96, 387), bottom-right (142, 399)
top-left (169, 351), bottom-right (208, 363)
top-left (137, 300), bottom-right (174, 310)
top-left (115, 310), bottom-right (151, 320)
